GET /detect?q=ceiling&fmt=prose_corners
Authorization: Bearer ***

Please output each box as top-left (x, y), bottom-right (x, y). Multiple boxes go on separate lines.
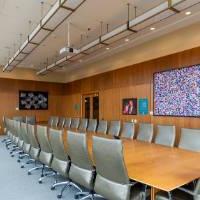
top-left (1, 0), bottom-right (200, 77)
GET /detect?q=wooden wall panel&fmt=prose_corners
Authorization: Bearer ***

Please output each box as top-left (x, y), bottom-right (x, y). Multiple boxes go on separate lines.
top-left (0, 78), bottom-right (64, 134)
top-left (62, 47), bottom-right (200, 145)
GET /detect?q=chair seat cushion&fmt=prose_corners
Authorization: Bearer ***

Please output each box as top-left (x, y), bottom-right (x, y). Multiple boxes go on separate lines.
top-left (130, 184), bottom-right (146, 200)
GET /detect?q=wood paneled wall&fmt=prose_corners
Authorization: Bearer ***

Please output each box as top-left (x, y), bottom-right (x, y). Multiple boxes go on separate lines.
top-left (0, 78), bottom-right (64, 134)
top-left (61, 47), bottom-right (200, 144)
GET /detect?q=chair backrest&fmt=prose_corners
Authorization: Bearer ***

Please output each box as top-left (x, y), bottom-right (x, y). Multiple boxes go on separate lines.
top-left (51, 116), bottom-right (59, 127)
top-left (36, 125), bottom-right (52, 153)
top-left (93, 136), bottom-right (131, 200)
top-left (21, 122), bottom-right (30, 144)
top-left (67, 131), bottom-right (92, 170)
top-left (70, 118), bottom-right (80, 129)
top-left (26, 116), bottom-right (36, 125)
top-left (13, 116), bottom-right (24, 122)
top-left (155, 125), bottom-right (175, 147)
top-left (49, 128), bottom-right (68, 161)
top-left (137, 123), bottom-right (153, 142)
top-left (64, 117), bottom-right (71, 129)
top-left (27, 124), bottom-right (40, 148)
top-left (108, 120), bottom-right (121, 137)
top-left (121, 122), bottom-right (135, 139)
top-left (48, 116), bottom-right (53, 126)
top-left (96, 120), bottom-right (107, 134)
top-left (58, 117), bottom-right (65, 128)
top-left (179, 128), bottom-right (200, 152)
top-left (78, 118), bottom-right (88, 132)
top-left (87, 119), bottom-right (97, 132)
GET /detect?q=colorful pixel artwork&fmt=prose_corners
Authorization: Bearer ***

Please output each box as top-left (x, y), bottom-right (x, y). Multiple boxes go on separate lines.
top-left (153, 65), bottom-right (200, 117)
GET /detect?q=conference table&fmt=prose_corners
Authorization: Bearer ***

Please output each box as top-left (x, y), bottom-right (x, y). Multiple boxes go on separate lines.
top-left (42, 124), bottom-right (200, 200)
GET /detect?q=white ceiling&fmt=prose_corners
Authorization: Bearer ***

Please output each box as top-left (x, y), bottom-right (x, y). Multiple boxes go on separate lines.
top-left (1, 0), bottom-right (200, 78)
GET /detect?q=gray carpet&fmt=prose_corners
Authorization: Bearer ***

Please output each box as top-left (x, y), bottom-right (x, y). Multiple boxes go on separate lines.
top-left (0, 137), bottom-right (82, 200)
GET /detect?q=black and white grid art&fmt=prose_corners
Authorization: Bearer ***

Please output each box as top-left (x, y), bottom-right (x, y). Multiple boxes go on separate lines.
top-left (19, 91), bottom-right (48, 110)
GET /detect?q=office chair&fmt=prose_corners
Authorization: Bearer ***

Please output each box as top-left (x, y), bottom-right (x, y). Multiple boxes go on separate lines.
top-left (36, 125), bottom-right (54, 183)
top-left (51, 116), bottom-right (59, 128)
top-left (96, 120), bottom-right (107, 134)
top-left (49, 128), bottom-right (70, 190)
top-left (27, 124), bottom-right (43, 175)
top-left (64, 117), bottom-right (71, 129)
top-left (137, 123), bottom-right (153, 142)
top-left (78, 118), bottom-right (88, 132)
top-left (93, 136), bottom-right (145, 200)
top-left (58, 117), bottom-right (65, 128)
top-left (155, 125), bottom-right (176, 147)
top-left (121, 122), bottom-right (135, 139)
top-left (179, 128), bottom-right (200, 152)
top-left (87, 119), bottom-right (97, 132)
top-left (13, 116), bottom-right (25, 122)
top-left (57, 131), bottom-right (95, 199)
top-left (70, 118), bottom-right (80, 131)
top-left (108, 120), bottom-right (121, 137)
top-left (26, 116), bottom-right (36, 125)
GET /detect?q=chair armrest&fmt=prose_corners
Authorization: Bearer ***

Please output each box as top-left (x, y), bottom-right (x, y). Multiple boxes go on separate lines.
top-left (178, 187), bottom-right (195, 196)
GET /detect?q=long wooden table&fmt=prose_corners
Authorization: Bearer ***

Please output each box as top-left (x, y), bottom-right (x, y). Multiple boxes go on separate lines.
top-left (44, 125), bottom-right (200, 200)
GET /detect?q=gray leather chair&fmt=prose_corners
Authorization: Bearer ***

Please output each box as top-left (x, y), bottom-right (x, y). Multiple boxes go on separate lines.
top-left (70, 118), bottom-right (80, 130)
top-left (108, 120), bottom-right (121, 137)
top-left (155, 125), bottom-right (176, 147)
top-left (51, 116), bottom-right (59, 128)
top-left (48, 116), bottom-right (53, 127)
top-left (93, 136), bottom-right (145, 200)
top-left (156, 179), bottom-right (200, 200)
top-left (87, 119), bottom-right (97, 132)
top-left (96, 120), bottom-right (107, 134)
top-left (26, 116), bottom-right (36, 125)
top-left (58, 117), bottom-right (65, 128)
top-left (19, 122), bottom-right (31, 163)
top-left (64, 117), bottom-right (71, 129)
top-left (121, 122), bottom-right (135, 139)
top-left (137, 123), bottom-right (153, 142)
top-left (179, 128), bottom-right (200, 152)
top-left (58, 131), bottom-right (95, 199)
top-left (13, 116), bottom-right (25, 122)
top-left (36, 125), bottom-right (54, 183)
top-left (49, 128), bottom-right (70, 190)
top-left (27, 124), bottom-right (43, 175)
top-left (78, 118), bottom-right (88, 132)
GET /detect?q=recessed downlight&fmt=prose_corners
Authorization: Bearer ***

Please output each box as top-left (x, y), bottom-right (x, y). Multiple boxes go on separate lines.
top-left (106, 47), bottom-right (110, 50)
top-left (185, 11), bottom-right (191, 15)
top-left (150, 27), bottom-right (155, 31)
top-left (125, 38), bottom-right (129, 42)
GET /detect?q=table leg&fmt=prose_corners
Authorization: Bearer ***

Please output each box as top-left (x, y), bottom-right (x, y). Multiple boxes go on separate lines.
top-left (151, 187), bottom-right (155, 200)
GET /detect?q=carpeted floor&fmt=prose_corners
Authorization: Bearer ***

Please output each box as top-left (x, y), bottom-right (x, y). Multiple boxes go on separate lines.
top-left (0, 137), bottom-right (84, 200)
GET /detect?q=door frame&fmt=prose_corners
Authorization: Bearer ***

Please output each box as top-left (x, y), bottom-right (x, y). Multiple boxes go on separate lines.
top-left (81, 91), bottom-right (99, 119)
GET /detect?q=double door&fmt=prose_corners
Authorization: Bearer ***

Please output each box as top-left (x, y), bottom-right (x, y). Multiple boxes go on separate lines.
top-left (82, 93), bottom-right (99, 120)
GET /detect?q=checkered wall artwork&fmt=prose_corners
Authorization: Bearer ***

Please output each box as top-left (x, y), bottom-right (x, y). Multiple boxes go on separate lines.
top-left (153, 65), bottom-right (200, 117)
top-left (19, 91), bottom-right (48, 110)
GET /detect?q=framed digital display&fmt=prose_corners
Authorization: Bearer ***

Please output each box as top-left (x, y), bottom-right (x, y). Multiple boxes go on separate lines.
top-left (153, 64), bottom-right (200, 117)
top-left (19, 90), bottom-right (48, 110)
top-left (122, 98), bottom-right (137, 115)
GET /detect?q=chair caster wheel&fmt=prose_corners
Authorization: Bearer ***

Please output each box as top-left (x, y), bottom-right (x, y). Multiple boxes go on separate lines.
top-left (21, 165), bottom-right (24, 168)
top-left (39, 180), bottom-right (42, 184)
top-left (41, 174), bottom-right (44, 177)
top-left (17, 160), bottom-right (21, 163)
top-left (74, 195), bottom-right (79, 199)
top-left (51, 186), bottom-right (55, 190)
top-left (28, 172), bottom-right (31, 175)
top-left (11, 155), bottom-right (14, 157)
top-left (57, 194), bottom-right (62, 199)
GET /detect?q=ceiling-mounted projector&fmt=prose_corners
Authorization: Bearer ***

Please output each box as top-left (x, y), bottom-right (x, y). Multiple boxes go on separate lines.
top-left (59, 47), bottom-right (79, 55)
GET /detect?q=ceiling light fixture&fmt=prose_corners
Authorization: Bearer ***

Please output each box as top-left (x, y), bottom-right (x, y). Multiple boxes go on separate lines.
top-left (125, 38), bottom-right (129, 42)
top-left (185, 11), bottom-right (191, 15)
top-left (106, 47), bottom-right (110, 50)
top-left (150, 27), bottom-right (156, 31)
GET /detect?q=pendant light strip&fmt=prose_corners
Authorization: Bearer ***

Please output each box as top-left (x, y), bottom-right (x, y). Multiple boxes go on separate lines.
top-left (37, 0), bottom-right (190, 75)
top-left (3, 0), bottom-right (86, 72)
